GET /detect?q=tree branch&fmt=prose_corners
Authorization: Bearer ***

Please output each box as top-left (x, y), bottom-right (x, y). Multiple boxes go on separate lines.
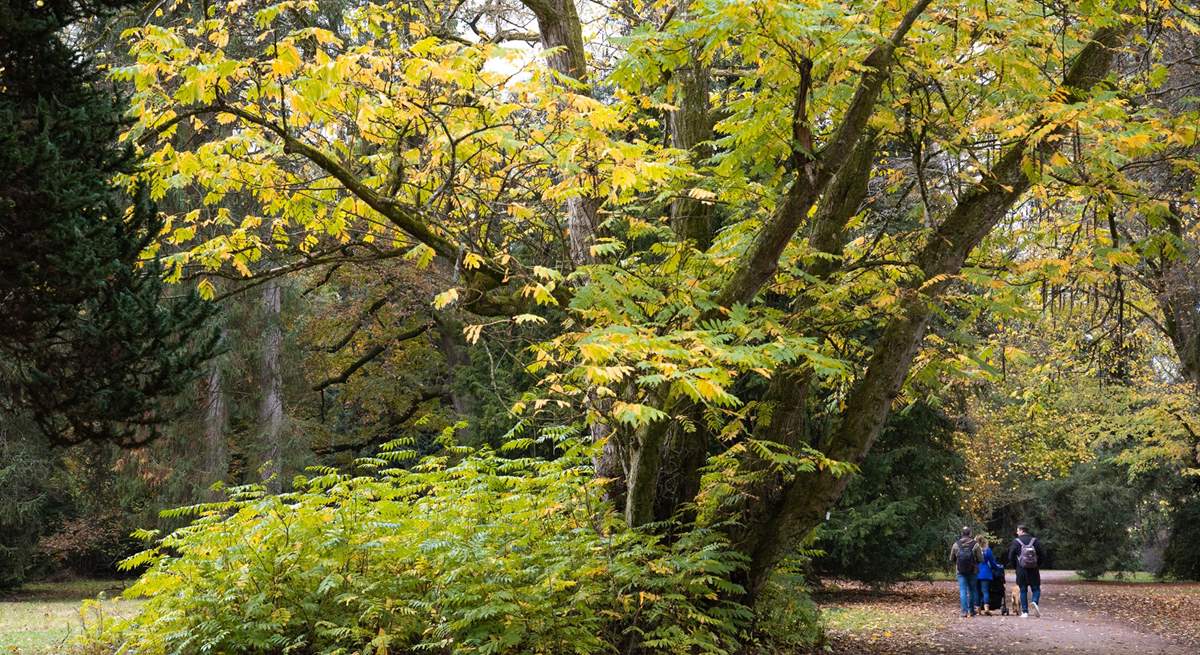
top-left (311, 387), bottom-right (449, 455)
top-left (713, 0), bottom-right (933, 308)
top-left (164, 102), bottom-right (537, 314)
top-left (319, 294), bottom-right (394, 353)
top-left (311, 323), bottom-right (432, 391)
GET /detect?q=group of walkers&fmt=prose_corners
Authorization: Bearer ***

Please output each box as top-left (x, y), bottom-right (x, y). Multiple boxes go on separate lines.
top-left (951, 524), bottom-right (1045, 619)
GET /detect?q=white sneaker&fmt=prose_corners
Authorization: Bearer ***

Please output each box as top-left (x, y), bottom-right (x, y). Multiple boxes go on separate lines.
top-left (1030, 601), bottom-right (1040, 617)
top-left (1020, 612), bottom-right (1029, 618)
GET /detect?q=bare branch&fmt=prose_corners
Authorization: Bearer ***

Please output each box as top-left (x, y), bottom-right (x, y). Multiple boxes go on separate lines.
top-left (311, 323), bottom-right (433, 391)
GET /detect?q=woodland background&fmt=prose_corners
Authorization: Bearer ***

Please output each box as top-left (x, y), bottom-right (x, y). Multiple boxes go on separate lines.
top-left (5, 0), bottom-right (1200, 652)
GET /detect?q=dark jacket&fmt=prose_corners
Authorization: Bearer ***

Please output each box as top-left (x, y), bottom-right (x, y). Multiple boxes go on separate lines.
top-left (1007, 534), bottom-right (1046, 570)
top-left (950, 537), bottom-right (983, 574)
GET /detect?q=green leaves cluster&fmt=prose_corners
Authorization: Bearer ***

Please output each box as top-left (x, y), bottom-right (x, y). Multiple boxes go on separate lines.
top-left (95, 441), bottom-right (752, 655)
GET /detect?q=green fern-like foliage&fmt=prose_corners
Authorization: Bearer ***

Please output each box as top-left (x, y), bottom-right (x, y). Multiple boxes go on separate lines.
top-left (94, 437), bottom-right (755, 655)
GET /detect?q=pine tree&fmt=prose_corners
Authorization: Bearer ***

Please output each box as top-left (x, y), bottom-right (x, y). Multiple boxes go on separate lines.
top-left (0, 0), bottom-right (217, 446)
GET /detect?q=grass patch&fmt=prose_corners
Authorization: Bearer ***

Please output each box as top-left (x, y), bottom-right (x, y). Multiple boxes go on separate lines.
top-left (903, 570), bottom-right (956, 582)
top-left (0, 580), bottom-right (142, 654)
top-left (822, 605), bottom-right (943, 636)
top-left (1070, 571), bottom-right (1160, 583)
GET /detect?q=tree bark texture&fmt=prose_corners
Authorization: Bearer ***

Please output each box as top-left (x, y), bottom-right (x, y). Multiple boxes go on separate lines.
top-left (201, 342), bottom-right (228, 499)
top-left (669, 56), bottom-right (716, 249)
top-left (258, 279), bottom-right (284, 492)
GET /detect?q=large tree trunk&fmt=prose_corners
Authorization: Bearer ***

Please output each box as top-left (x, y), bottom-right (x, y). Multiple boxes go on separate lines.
top-left (631, 49), bottom-right (718, 526)
top-left (433, 313), bottom-right (481, 421)
top-left (624, 421), bottom-right (666, 526)
top-left (258, 279), bottom-right (284, 492)
top-left (669, 56), bottom-right (715, 249)
top-left (520, 0), bottom-right (628, 496)
top-left (620, 3), bottom-right (930, 530)
top-left (1158, 212), bottom-right (1200, 385)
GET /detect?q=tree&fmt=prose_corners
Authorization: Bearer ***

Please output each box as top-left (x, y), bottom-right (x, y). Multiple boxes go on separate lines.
top-left (0, 0), bottom-right (216, 447)
top-left (0, 415), bottom-right (64, 588)
top-left (814, 402), bottom-right (966, 584)
top-left (118, 0), bottom-right (1186, 601)
top-left (1032, 461), bottom-right (1140, 578)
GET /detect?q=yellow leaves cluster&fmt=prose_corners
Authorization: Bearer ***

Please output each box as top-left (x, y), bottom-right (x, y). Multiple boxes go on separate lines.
top-left (118, 0), bottom-right (570, 289)
top-left (116, 0), bottom-right (706, 313)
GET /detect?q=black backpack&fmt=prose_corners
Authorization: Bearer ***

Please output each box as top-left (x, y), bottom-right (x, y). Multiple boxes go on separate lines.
top-left (955, 538), bottom-right (977, 575)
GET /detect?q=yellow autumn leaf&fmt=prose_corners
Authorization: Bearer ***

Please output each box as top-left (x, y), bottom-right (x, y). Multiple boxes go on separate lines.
top-left (578, 343), bottom-right (611, 363)
top-left (612, 166), bottom-right (637, 190)
top-left (271, 42), bottom-right (302, 77)
top-left (432, 288), bottom-right (459, 309)
top-left (462, 252), bottom-right (484, 270)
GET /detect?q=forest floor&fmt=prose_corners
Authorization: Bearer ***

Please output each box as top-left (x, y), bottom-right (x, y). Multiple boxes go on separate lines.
top-left (0, 580), bottom-right (140, 654)
top-left (818, 570), bottom-right (1200, 654)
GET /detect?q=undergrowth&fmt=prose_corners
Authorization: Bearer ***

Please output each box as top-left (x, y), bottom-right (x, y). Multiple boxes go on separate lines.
top-left (82, 434), bottom-right (824, 654)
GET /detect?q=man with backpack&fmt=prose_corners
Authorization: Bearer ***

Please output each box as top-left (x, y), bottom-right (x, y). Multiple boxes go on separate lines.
top-left (950, 527), bottom-right (983, 618)
top-left (1006, 524), bottom-right (1046, 618)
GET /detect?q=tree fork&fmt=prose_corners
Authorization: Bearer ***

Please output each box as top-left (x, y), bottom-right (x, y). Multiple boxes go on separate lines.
top-left (713, 0), bottom-right (933, 309)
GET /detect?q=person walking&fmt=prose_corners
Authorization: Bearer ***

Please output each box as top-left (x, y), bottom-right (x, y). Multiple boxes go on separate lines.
top-left (950, 526), bottom-right (983, 618)
top-left (1006, 524), bottom-right (1046, 618)
top-left (975, 535), bottom-right (999, 615)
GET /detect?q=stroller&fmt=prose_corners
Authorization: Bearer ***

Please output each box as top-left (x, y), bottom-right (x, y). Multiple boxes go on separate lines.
top-left (986, 564), bottom-right (1010, 616)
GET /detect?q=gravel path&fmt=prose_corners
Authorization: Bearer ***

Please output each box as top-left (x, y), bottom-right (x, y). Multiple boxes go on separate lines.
top-left (923, 571), bottom-right (1188, 654)
top-left (821, 571), bottom-right (1194, 655)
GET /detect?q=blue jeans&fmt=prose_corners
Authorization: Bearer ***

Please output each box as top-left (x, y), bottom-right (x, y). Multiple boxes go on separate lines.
top-left (1019, 582), bottom-right (1041, 614)
top-left (957, 572), bottom-right (979, 615)
top-left (977, 578), bottom-right (991, 609)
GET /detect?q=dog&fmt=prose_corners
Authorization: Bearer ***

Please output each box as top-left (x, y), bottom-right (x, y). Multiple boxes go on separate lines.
top-left (1009, 587), bottom-right (1020, 615)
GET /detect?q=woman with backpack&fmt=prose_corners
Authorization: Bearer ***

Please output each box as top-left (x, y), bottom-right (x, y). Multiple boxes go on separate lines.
top-left (950, 527), bottom-right (983, 618)
top-left (1006, 524), bottom-right (1046, 618)
top-left (975, 535), bottom-right (999, 615)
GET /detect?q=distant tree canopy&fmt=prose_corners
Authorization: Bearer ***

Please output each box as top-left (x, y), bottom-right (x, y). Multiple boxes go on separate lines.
top-left (0, 0), bottom-right (216, 446)
top-left (1024, 461), bottom-right (1140, 578)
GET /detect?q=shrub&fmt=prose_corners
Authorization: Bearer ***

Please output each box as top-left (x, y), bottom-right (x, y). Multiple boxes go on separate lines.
top-left (93, 441), bottom-right (755, 655)
top-left (1026, 460), bottom-right (1139, 578)
top-left (37, 510), bottom-right (136, 578)
top-left (1161, 494), bottom-right (1200, 580)
top-left (813, 403), bottom-right (966, 583)
top-left (749, 559), bottom-right (825, 652)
